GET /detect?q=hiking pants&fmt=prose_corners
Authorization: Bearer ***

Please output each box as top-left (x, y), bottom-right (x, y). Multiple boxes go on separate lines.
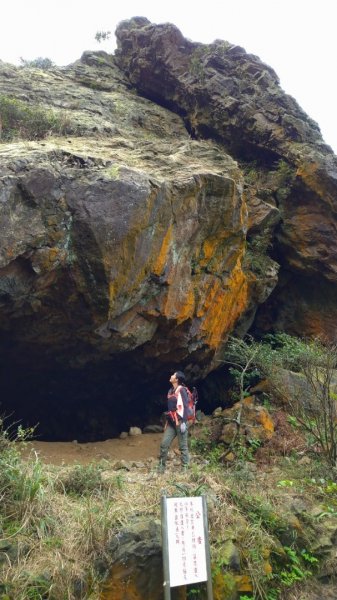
top-left (159, 422), bottom-right (189, 469)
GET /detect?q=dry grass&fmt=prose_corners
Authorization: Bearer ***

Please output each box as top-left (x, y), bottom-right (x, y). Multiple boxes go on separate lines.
top-left (1, 429), bottom-right (337, 599)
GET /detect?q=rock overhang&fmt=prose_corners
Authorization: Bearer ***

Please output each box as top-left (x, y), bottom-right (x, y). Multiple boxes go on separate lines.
top-left (1, 19), bottom-right (337, 439)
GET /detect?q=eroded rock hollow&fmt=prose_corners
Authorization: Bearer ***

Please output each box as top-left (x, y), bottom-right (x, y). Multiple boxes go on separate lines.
top-left (1, 17), bottom-right (337, 439)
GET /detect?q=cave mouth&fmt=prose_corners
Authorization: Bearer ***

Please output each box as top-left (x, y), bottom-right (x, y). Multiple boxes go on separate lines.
top-left (0, 357), bottom-right (164, 442)
top-left (0, 352), bottom-right (228, 442)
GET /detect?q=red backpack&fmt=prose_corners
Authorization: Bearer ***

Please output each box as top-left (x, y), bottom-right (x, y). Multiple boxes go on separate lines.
top-left (166, 385), bottom-right (198, 425)
top-left (184, 386), bottom-right (199, 424)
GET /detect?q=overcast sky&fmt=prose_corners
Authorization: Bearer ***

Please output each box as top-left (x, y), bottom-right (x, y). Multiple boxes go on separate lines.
top-left (1, 0), bottom-right (336, 153)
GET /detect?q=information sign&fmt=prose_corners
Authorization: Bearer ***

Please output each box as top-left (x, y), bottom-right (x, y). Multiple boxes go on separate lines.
top-left (165, 496), bottom-right (208, 587)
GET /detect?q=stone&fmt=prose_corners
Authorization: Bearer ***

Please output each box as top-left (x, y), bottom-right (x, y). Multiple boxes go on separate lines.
top-left (219, 423), bottom-right (238, 445)
top-left (142, 425), bottom-right (163, 433)
top-left (129, 427), bottom-right (142, 436)
top-left (101, 471), bottom-right (116, 482)
top-left (210, 396), bottom-right (276, 449)
top-left (213, 571), bottom-right (238, 600)
top-left (222, 451), bottom-right (236, 462)
top-left (103, 517), bottom-right (164, 600)
top-left (0, 541), bottom-right (11, 551)
top-left (113, 460), bottom-right (131, 471)
top-left (220, 539), bottom-right (241, 570)
top-left (195, 410), bottom-right (205, 421)
top-left (212, 407), bottom-right (223, 417)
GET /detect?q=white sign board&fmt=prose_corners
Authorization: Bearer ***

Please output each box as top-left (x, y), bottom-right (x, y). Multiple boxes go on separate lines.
top-left (166, 496), bottom-right (208, 588)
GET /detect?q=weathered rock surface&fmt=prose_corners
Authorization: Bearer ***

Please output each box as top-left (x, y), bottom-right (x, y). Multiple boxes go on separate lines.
top-left (115, 17), bottom-right (337, 337)
top-left (101, 519), bottom-right (169, 600)
top-left (0, 54), bottom-right (250, 372)
top-left (0, 18), bottom-right (337, 438)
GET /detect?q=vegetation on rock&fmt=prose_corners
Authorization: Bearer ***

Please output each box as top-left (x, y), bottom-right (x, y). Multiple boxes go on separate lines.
top-left (223, 334), bottom-right (337, 466)
top-left (20, 57), bottom-right (55, 70)
top-left (0, 95), bottom-right (73, 141)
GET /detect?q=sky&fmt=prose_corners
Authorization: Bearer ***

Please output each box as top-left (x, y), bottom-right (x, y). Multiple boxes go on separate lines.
top-left (1, 0), bottom-right (336, 153)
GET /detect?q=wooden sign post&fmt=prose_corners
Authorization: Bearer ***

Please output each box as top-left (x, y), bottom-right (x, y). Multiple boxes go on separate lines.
top-left (161, 495), bottom-right (213, 600)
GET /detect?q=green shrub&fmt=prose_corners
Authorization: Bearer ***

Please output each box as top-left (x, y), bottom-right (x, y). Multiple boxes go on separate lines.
top-left (0, 95), bottom-right (72, 141)
top-left (223, 334), bottom-right (337, 466)
top-left (60, 463), bottom-right (104, 496)
top-left (20, 57), bottom-right (54, 69)
top-left (272, 158), bottom-right (296, 202)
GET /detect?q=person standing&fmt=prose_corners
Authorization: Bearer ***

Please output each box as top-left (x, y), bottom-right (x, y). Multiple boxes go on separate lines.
top-left (158, 370), bottom-right (190, 473)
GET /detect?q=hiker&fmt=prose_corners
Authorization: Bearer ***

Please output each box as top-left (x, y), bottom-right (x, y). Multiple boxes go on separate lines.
top-left (158, 370), bottom-right (190, 473)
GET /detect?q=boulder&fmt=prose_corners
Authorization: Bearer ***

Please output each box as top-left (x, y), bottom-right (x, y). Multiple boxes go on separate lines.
top-left (129, 427), bottom-right (142, 436)
top-left (102, 518), bottom-right (166, 600)
top-left (219, 396), bottom-right (274, 446)
top-left (1, 19), bottom-right (337, 439)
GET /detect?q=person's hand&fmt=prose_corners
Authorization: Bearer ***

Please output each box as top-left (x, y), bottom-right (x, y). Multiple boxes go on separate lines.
top-left (180, 422), bottom-right (187, 434)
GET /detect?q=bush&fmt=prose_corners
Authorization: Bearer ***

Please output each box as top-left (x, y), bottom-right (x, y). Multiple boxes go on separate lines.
top-left (60, 463), bottom-right (104, 496)
top-left (95, 31), bottom-right (111, 43)
top-left (0, 419), bottom-right (44, 518)
top-left (20, 56), bottom-right (54, 69)
top-left (0, 95), bottom-right (72, 141)
top-left (223, 335), bottom-right (337, 466)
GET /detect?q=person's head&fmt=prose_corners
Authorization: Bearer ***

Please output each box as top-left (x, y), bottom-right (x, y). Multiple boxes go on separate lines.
top-left (169, 370), bottom-right (186, 388)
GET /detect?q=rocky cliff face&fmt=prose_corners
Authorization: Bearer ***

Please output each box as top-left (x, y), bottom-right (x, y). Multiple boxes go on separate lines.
top-left (0, 18), bottom-right (337, 439)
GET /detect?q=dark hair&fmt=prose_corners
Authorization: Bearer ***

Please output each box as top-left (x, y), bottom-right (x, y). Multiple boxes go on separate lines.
top-left (175, 371), bottom-right (186, 385)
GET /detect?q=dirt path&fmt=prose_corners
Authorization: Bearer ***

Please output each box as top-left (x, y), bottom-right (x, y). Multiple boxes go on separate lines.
top-left (22, 432), bottom-right (170, 465)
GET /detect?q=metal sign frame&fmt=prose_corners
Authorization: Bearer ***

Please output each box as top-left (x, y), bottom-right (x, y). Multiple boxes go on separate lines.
top-left (161, 494), bottom-right (213, 600)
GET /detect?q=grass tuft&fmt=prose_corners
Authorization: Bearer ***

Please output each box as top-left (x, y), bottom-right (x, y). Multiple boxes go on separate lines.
top-left (0, 95), bottom-right (74, 142)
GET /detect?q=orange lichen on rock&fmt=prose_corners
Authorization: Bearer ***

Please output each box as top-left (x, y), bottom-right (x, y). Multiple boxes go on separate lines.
top-left (234, 574), bottom-right (253, 592)
top-left (152, 224), bottom-right (173, 277)
top-left (213, 572), bottom-right (237, 600)
top-left (48, 247), bottom-right (61, 263)
top-left (100, 580), bottom-right (141, 600)
top-left (297, 161), bottom-right (333, 203)
top-left (200, 232), bottom-right (238, 272)
top-left (201, 237), bottom-right (219, 264)
top-left (256, 407), bottom-right (275, 438)
top-left (162, 281), bottom-right (195, 324)
top-left (242, 396), bottom-right (254, 407)
top-left (100, 563), bottom-right (176, 600)
top-left (199, 259), bottom-right (249, 348)
top-left (108, 280), bottom-right (118, 316)
top-left (263, 559), bottom-right (273, 576)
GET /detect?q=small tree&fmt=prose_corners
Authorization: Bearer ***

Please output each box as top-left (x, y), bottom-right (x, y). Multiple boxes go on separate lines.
top-left (95, 30), bottom-right (111, 43)
top-left (220, 336), bottom-right (273, 448)
top-left (223, 335), bottom-right (337, 466)
top-left (285, 340), bottom-right (337, 466)
top-left (222, 336), bottom-right (263, 403)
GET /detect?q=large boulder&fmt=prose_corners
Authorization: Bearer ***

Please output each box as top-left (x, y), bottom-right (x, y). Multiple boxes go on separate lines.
top-left (114, 18), bottom-right (337, 339)
top-left (1, 19), bottom-right (337, 437)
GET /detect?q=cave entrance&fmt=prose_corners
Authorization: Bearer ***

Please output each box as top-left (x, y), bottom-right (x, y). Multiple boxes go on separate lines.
top-left (0, 346), bottom-right (230, 442)
top-left (0, 357), bottom-right (166, 442)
